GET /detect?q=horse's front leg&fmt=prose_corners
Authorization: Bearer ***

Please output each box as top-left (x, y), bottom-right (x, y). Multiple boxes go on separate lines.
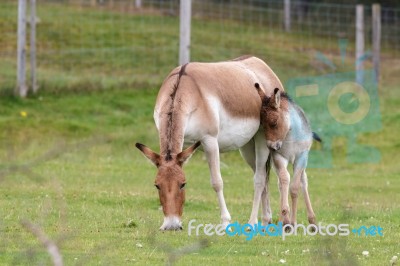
top-left (202, 136), bottom-right (231, 228)
top-left (248, 132), bottom-right (270, 225)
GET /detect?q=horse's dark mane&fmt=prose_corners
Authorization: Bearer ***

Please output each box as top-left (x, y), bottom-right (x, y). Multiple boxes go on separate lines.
top-left (280, 91), bottom-right (312, 132)
top-left (165, 63), bottom-right (188, 161)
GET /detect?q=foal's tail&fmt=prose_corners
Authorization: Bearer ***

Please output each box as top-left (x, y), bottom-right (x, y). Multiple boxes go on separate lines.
top-left (312, 132), bottom-right (322, 143)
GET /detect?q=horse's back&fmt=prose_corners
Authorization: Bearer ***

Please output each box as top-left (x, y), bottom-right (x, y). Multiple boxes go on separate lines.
top-left (155, 56), bottom-right (284, 151)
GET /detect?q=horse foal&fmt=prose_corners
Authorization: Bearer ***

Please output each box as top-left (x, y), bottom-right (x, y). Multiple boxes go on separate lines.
top-left (254, 83), bottom-right (320, 225)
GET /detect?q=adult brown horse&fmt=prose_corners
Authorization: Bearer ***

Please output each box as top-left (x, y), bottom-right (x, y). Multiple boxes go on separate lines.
top-left (136, 56), bottom-right (284, 230)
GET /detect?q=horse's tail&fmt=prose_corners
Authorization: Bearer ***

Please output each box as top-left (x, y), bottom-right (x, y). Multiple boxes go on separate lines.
top-left (266, 152), bottom-right (271, 182)
top-left (312, 132), bottom-right (322, 143)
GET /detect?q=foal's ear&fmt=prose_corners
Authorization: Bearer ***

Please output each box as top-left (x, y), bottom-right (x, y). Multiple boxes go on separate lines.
top-left (135, 143), bottom-right (161, 167)
top-left (254, 83), bottom-right (267, 100)
top-left (273, 88), bottom-right (281, 109)
top-left (177, 141), bottom-right (201, 166)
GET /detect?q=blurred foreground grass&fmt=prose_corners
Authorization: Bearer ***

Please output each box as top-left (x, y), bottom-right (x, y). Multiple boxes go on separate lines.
top-left (0, 1), bottom-right (399, 265)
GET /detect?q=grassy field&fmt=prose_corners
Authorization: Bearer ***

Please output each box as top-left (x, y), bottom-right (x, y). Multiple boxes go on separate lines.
top-left (1, 2), bottom-right (400, 265)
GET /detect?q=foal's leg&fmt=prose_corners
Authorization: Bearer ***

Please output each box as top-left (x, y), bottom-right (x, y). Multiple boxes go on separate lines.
top-left (292, 151), bottom-right (316, 225)
top-left (290, 167), bottom-right (303, 225)
top-left (202, 136), bottom-right (231, 228)
top-left (248, 132), bottom-right (270, 225)
top-left (301, 171), bottom-right (316, 224)
top-left (273, 154), bottom-right (290, 225)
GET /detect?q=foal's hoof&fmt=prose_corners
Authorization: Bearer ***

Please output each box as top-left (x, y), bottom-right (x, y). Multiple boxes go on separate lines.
top-left (283, 218), bottom-right (291, 226)
top-left (283, 224), bottom-right (294, 233)
top-left (308, 217), bottom-right (317, 233)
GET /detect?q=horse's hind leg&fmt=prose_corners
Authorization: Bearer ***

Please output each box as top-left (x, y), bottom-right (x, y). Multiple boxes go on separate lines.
top-left (261, 184), bottom-right (272, 225)
top-left (240, 137), bottom-right (272, 226)
top-left (247, 132), bottom-right (271, 225)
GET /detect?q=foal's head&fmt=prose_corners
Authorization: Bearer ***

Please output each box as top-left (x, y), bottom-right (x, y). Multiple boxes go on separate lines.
top-left (135, 142), bottom-right (201, 230)
top-left (255, 83), bottom-right (290, 151)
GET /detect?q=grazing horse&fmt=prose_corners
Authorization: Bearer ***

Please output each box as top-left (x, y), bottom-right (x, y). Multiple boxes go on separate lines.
top-left (254, 83), bottom-right (320, 225)
top-left (136, 56), bottom-right (284, 230)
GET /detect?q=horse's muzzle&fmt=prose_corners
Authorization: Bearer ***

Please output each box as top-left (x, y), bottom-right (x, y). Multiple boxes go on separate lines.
top-left (159, 216), bottom-right (183, 231)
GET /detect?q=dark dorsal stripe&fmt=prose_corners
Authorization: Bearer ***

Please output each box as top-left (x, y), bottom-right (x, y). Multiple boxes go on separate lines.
top-left (165, 63), bottom-right (188, 161)
top-left (231, 55), bottom-right (253, 61)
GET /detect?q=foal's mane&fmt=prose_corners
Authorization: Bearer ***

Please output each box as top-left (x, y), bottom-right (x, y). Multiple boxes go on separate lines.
top-left (280, 91), bottom-right (294, 103)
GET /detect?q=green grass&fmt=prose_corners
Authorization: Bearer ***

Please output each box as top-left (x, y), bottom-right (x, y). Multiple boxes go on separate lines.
top-left (1, 1), bottom-right (400, 265)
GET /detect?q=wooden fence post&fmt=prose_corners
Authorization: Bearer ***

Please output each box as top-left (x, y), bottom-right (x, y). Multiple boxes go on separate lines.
top-left (372, 3), bottom-right (381, 84)
top-left (355, 4), bottom-right (364, 85)
top-left (16, 0), bottom-right (28, 97)
top-left (179, 0), bottom-right (191, 65)
top-left (284, 0), bottom-right (291, 32)
top-left (30, 0), bottom-right (38, 93)
top-left (135, 0), bottom-right (141, 9)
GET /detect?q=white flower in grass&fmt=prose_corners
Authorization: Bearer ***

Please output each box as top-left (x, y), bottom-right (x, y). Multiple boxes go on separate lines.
top-left (279, 259), bottom-right (286, 264)
top-left (136, 243), bottom-right (143, 248)
top-left (362, 250), bottom-right (369, 257)
top-left (390, 255), bottom-right (398, 265)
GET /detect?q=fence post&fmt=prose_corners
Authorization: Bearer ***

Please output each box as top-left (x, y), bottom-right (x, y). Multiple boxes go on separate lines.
top-left (135, 0), bottom-right (141, 9)
top-left (355, 4), bottom-right (364, 85)
top-left (372, 3), bottom-right (381, 84)
top-left (179, 0), bottom-right (191, 65)
top-left (284, 0), bottom-right (291, 32)
top-left (16, 0), bottom-right (28, 97)
top-left (30, 0), bottom-right (38, 93)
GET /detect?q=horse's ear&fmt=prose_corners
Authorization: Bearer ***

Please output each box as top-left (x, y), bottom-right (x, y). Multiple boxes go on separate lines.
top-left (254, 83), bottom-right (267, 100)
top-left (177, 141), bottom-right (201, 166)
top-left (273, 88), bottom-right (281, 108)
top-left (136, 143), bottom-right (161, 167)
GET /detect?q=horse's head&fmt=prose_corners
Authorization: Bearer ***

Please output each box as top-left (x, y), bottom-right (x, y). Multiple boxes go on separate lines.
top-left (255, 83), bottom-right (290, 151)
top-left (135, 142), bottom-right (201, 230)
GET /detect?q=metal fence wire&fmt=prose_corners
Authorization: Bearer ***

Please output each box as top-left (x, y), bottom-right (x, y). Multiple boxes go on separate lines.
top-left (0, 0), bottom-right (399, 93)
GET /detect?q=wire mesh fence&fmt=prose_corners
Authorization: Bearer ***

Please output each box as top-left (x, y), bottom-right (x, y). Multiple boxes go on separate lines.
top-left (0, 0), bottom-right (399, 94)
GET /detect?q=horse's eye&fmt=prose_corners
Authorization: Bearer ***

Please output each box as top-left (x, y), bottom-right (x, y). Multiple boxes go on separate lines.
top-left (154, 184), bottom-right (160, 190)
top-left (180, 183), bottom-right (186, 189)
